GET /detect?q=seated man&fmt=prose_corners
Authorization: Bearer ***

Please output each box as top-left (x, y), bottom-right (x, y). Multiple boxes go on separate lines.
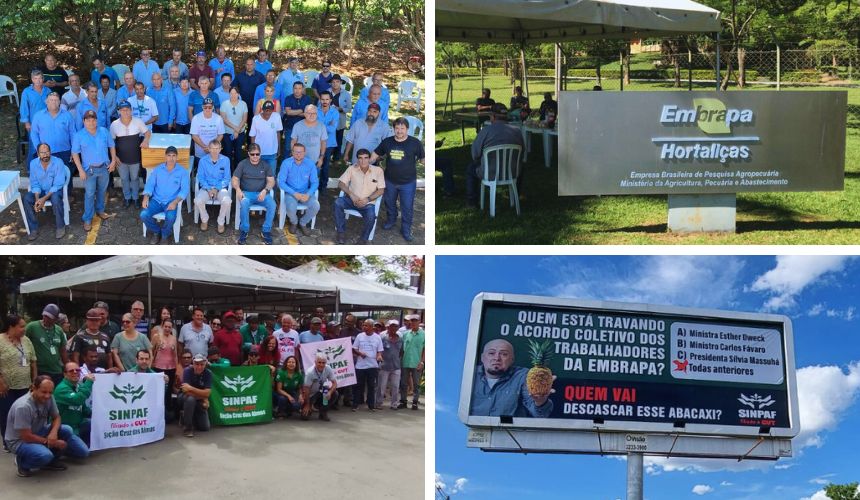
top-left (509, 86), bottom-right (530, 119)
top-left (278, 143), bottom-right (320, 236)
top-left (53, 362), bottom-right (94, 446)
top-left (6, 375), bottom-right (89, 477)
top-left (301, 353), bottom-right (339, 422)
top-left (334, 148), bottom-right (385, 245)
top-left (140, 146), bottom-right (190, 245)
top-left (207, 346), bottom-right (231, 367)
top-left (24, 143), bottom-right (68, 241)
top-left (465, 103), bottom-right (525, 207)
top-left (476, 88), bottom-right (495, 113)
top-left (193, 139), bottom-right (232, 233)
top-left (179, 354), bottom-right (212, 437)
top-left (232, 143), bottom-right (276, 245)
top-left (539, 92), bottom-right (558, 121)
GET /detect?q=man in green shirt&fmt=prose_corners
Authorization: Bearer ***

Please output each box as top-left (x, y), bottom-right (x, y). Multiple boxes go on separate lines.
top-left (240, 314), bottom-right (268, 355)
top-left (129, 350), bottom-right (170, 383)
top-left (207, 346), bottom-right (231, 367)
top-left (398, 314), bottom-right (425, 410)
top-left (53, 362), bottom-right (94, 445)
top-left (25, 304), bottom-right (69, 386)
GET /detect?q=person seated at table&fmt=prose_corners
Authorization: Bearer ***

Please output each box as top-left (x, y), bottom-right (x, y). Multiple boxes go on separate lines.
top-left (539, 92), bottom-right (557, 121)
top-left (476, 88), bottom-right (495, 113)
top-left (465, 103), bottom-right (525, 208)
top-left (509, 86), bottom-right (530, 120)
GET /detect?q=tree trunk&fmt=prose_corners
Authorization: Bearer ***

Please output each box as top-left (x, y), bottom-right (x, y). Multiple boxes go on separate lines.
top-left (257, 0), bottom-right (267, 49)
top-left (720, 49), bottom-right (734, 91)
top-left (595, 57), bottom-right (602, 86)
top-left (737, 47), bottom-right (746, 88)
top-left (623, 43), bottom-right (631, 85)
top-left (673, 54), bottom-right (681, 87)
top-left (265, 0), bottom-right (291, 52)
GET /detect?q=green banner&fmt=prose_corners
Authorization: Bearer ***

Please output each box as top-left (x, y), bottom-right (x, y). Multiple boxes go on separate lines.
top-left (208, 365), bottom-right (273, 426)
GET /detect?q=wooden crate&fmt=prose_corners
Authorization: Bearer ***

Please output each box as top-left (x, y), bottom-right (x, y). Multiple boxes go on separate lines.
top-left (141, 133), bottom-right (192, 170)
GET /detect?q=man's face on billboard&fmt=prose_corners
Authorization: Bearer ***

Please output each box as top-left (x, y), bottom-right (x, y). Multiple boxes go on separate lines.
top-left (481, 339), bottom-right (514, 377)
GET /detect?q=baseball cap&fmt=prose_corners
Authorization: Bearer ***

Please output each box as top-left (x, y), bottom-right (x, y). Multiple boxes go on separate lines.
top-left (86, 308), bottom-right (102, 320)
top-left (261, 101), bottom-right (274, 111)
top-left (202, 97), bottom-right (214, 105)
top-left (196, 50), bottom-right (206, 57)
top-left (373, 320), bottom-right (384, 327)
top-left (405, 314), bottom-right (420, 321)
top-left (311, 317), bottom-right (322, 324)
top-left (330, 73), bottom-right (342, 82)
top-left (82, 110), bottom-right (97, 119)
top-left (117, 101), bottom-right (131, 109)
top-left (42, 304), bottom-right (60, 320)
top-left (222, 311), bottom-right (236, 319)
top-left (386, 319), bottom-right (400, 327)
top-left (165, 146), bottom-right (178, 155)
top-left (368, 102), bottom-right (381, 111)
top-left (327, 321), bottom-right (340, 329)
top-left (192, 353), bottom-right (207, 363)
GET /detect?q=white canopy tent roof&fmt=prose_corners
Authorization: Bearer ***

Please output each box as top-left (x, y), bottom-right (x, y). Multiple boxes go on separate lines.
top-left (289, 260), bottom-right (425, 311)
top-left (19, 256), bottom-right (336, 310)
top-left (436, 0), bottom-right (721, 43)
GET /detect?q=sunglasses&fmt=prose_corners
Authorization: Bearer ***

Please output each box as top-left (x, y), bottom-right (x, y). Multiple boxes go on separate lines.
top-left (122, 320), bottom-right (132, 324)
top-left (212, 322), bottom-right (222, 327)
top-left (248, 153), bottom-right (260, 157)
top-left (66, 369), bottom-right (81, 373)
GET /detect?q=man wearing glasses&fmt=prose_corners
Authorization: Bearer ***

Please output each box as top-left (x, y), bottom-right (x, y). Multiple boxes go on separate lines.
top-left (53, 362), bottom-right (95, 445)
top-left (289, 104), bottom-right (327, 179)
top-left (232, 143), bottom-right (276, 244)
top-left (132, 49), bottom-right (160, 92)
top-left (310, 60), bottom-right (335, 99)
top-left (130, 301), bottom-right (149, 335)
top-left (190, 97), bottom-right (225, 167)
top-left (69, 309), bottom-right (114, 371)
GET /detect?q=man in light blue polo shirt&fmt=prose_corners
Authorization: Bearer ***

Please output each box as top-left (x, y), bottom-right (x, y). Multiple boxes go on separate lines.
top-left (75, 83), bottom-right (110, 130)
top-left (146, 72), bottom-right (176, 133)
top-left (208, 47), bottom-right (234, 80)
top-left (350, 84), bottom-right (388, 127)
top-left (116, 72), bottom-right (136, 104)
top-left (358, 72), bottom-right (391, 111)
top-left (24, 143), bottom-right (68, 241)
top-left (317, 91), bottom-right (339, 189)
top-left (253, 70), bottom-right (282, 115)
top-left (254, 49), bottom-right (272, 76)
top-left (20, 69), bottom-right (51, 160)
top-left (277, 143), bottom-right (319, 236)
top-left (30, 93), bottom-right (75, 176)
top-left (194, 139), bottom-right (232, 234)
top-left (90, 56), bottom-right (119, 89)
top-left (132, 48), bottom-right (160, 91)
top-left (72, 110), bottom-right (117, 231)
top-left (140, 146), bottom-right (190, 244)
top-left (161, 48), bottom-right (189, 80)
top-left (344, 103), bottom-right (392, 164)
top-left (276, 57), bottom-right (304, 99)
top-left (213, 73), bottom-right (232, 105)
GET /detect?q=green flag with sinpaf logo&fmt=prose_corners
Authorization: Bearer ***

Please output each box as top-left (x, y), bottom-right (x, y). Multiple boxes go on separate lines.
top-left (208, 365), bottom-right (273, 426)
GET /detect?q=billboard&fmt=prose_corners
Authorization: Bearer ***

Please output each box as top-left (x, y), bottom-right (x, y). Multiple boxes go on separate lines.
top-left (558, 91), bottom-right (846, 196)
top-left (459, 293), bottom-right (800, 440)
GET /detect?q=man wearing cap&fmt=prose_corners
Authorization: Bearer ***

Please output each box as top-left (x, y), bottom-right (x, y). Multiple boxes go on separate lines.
top-left (351, 83), bottom-right (388, 128)
top-left (290, 104), bottom-right (327, 175)
top-left (343, 102), bottom-right (392, 165)
top-left (278, 142), bottom-right (319, 236)
top-left (253, 69), bottom-right (284, 116)
top-left (273, 314), bottom-right (300, 368)
top-left (127, 82), bottom-right (159, 130)
top-left (189, 50), bottom-right (215, 90)
top-left (132, 49), bottom-right (160, 91)
top-left (329, 74), bottom-right (352, 160)
top-left (399, 314), bottom-right (425, 410)
top-left (53, 362), bottom-right (94, 445)
top-left (69, 309), bottom-right (114, 371)
top-left (276, 57), bottom-right (304, 98)
top-left (325, 321), bottom-right (341, 340)
top-left (194, 139), bottom-right (232, 233)
top-left (188, 76), bottom-right (221, 118)
top-left (72, 108), bottom-right (117, 231)
top-left (232, 142), bottom-right (276, 244)
top-left (29, 93), bottom-right (75, 178)
top-left (208, 47), bottom-right (235, 81)
top-left (190, 96), bottom-right (225, 163)
top-left (335, 148), bottom-right (385, 244)
top-left (140, 146), bottom-right (190, 244)
top-left (24, 305), bottom-right (68, 386)
top-left (248, 101), bottom-right (282, 170)
top-left (179, 354), bottom-right (212, 437)
top-left (351, 319), bottom-right (384, 412)
top-left (213, 312), bottom-right (243, 366)
top-left (235, 56), bottom-right (266, 113)
top-left (110, 100), bottom-right (151, 209)
top-left (282, 81), bottom-right (311, 155)
top-left (177, 307), bottom-right (213, 360)
top-left (147, 72), bottom-right (176, 133)
top-left (377, 319), bottom-right (403, 409)
top-left (161, 48), bottom-right (189, 81)
top-left (23, 144), bottom-right (69, 241)
top-left (465, 102), bottom-right (525, 207)
top-left (299, 317), bottom-right (325, 344)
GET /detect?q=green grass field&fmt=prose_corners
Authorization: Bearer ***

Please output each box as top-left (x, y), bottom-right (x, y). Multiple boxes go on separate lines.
top-left (435, 74), bottom-right (860, 245)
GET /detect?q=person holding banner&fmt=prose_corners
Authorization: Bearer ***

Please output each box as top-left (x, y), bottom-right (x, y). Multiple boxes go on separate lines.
top-left (273, 314), bottom-right (300, 368)
top-left (6, 375), bottom-right (89, 478)
top-left (111, 314), bottom-right (153, 372)
top-left (179, 354), bottom-right (212, 437)
top-left (301, 353), bottom-right (338, 422)
top-left (352, 319), bottom-right (384, 412)
top-left (256, 337), bottom-right (280, 372)
top-left (274, 355), bottom-right (303, 418)
top-left (53, 362), bottom-right (94, 445)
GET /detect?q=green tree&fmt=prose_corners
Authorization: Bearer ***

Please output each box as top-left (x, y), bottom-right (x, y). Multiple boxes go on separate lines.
top-left (824, 482), bottom-right (860, 500)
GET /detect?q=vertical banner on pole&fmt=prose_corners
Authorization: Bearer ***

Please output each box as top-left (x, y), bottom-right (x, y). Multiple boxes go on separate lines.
top-left (90, 373), bottom-right (165, 451)
top-left (299, 338), bottom-right (357, 387)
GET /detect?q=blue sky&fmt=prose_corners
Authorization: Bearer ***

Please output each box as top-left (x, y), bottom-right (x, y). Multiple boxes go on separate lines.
top-left (435, 256), bottom-right (860, 500)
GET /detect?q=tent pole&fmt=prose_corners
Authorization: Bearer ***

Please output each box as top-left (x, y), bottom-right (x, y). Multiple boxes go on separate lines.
top-left (335, 289), bottom-right (340, 323)
top-left (715, 31), bottom-right (721, 91)
top-left (619, 49), bottom-right (624, 91)
top-left (555, 43), bottom-right (561, 98)
top-left (520, 44), bottom-right (529, 99)
top-left (147, 262), bottom-right (152, 325)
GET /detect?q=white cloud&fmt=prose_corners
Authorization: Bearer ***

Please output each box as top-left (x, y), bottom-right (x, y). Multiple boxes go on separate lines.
top-left (720, 481), bottom-right (734, 486)
top-left (775, 463), bottom-right (797, 470)
top-left (808, 303), bottom-right (825, 316)
top-left (809, 474), bottom-right (836, 485)
top-left (435, 473), bottom-right (468, 495)
top-left (452, 478), bottom-right (468, 494)
top-left (795, 362), bottom-right (860, 448)
top-left (436, 398), bottom-right (452, 414)
top-left (800, 490), bottom-right (831, 500)
top-left (692, 484), bottom-right (714, 495)
top-left (749, 256), bottom-right (854, 311)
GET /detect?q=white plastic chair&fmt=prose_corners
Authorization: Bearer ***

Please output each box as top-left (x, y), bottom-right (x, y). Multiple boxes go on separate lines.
top-left (42, 166), bottom-right (70, 226)
top-left (304, 70), bottom-right (319, 88)
top-left (142, 199), bottom-right (184, 243)
top-left (396, 80), bottom-right (422, 112)
top-left (363, 76), bottom-right (373, 89)
top-left (0, 75), bottom-right (19, 106)
top-left (64, 69), bottom-right (74, 91)
top-left (234, 188), bottom-right (274, 231)
top-left (192, 176), bottom-right (232, 224)
top-left (278, 190), bottom-right (318, 230)
top-left (404, 115), bottom-right (424, 141)
top-left (338, 190), bottom-right (382, 241)
top-left (340, 75), bottom-right (354, 95)
top-left (112, 64), bottom-right (130, 83)
top-left (480, 144), bottom-right (522, 217)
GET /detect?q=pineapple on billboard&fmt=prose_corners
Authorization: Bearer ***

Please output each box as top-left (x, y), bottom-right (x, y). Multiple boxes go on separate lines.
top-left (459, 293), bottom-right (801, 440)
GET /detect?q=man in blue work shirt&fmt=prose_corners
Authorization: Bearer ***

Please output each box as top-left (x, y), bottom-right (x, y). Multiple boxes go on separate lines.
top-left (75, 83), bottom-right (110, 130)
top-left (91, 56), bottom-right (119, 89)
top-left (310, 61), bottom-right (334, 97)
top-left (213, 73), bottom-right (232, 105)
top-left (208, 47), bottom-right (235, 81)
top-left (470, 339), bottom-right (554, 418)
top-left (161, 48), bottom-right (189, 81)
top-left (235, 57), bottom-right (265, 114)
top-left (132, 48), bottom-right (160, 91)
top-left (254, 49), bottom-right (272, 76)
top-left (350, 84), bottom-right (388, 128)
top-left (116, 71), bottom-right (137, 104)
top-left (276, 57), bottom-right (304, 98)
top-left (358, 72), bottom-right (390, 110)
top-left (187, 76), bottom-right (220, 118)
top-left (252, 70), bottom-right (282, 115)
top-left (24, 143), bottom-right (68, 241)
top-left (20, 69), bottom-right (51, 160)
top-left (140, 146), bottom-right (190, 245)
top-left (277, 143), bottom-right (319, 236)
top-left (317, 91), bottom-right (340, 189)
top-left (193, 139), bottom-right (232, 234)
top-left (147, 72), bottom-right (176, 133)
top-left (282, 82), bottom-right (310, 156)
top-left (30, 93), bottom-right (76, 178)
top-left (71, 110), bottom-right (117, 231)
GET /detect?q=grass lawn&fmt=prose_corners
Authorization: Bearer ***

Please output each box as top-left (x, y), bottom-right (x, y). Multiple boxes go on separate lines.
top-left (435, 75), bottom-right (860, 245)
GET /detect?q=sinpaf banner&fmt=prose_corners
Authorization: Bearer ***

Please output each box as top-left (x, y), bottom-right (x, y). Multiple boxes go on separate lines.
top-left (208, 365), bottom-right (273, 426)
top-left (460, 293), bottom-right (800, 439)
top-left (299, 338), bottom-right (357, 387)
top-left (90, 373), bottom-right (165, 451)
top-left (558, 91), bottom-right (846, 195)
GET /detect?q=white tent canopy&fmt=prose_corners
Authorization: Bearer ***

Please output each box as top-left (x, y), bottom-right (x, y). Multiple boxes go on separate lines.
top-left (289, 260), bottom-right (425, 311)
top-left (436, 0), bottom-right (721, 43)
top-left (19, 256), bottom-right (336, 310)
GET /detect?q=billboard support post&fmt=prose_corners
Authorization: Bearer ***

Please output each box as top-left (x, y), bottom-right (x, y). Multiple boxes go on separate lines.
top-left (667, 193), bottom-right (736, 232)
top-left (627, 452), bottom-right (643, 500)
